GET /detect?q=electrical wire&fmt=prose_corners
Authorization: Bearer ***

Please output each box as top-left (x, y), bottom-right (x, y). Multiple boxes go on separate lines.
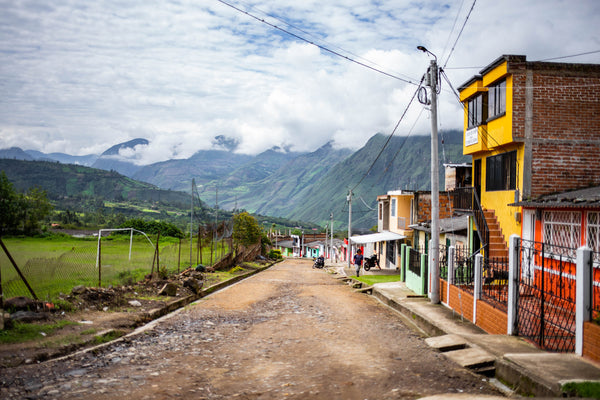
top-left (442, 0), bottom-right (477, 69)
top-left (534, 50), bottom-right (600, 62)
top-left (349, 75), bottom-right (425, 193)
top-left (215, 0), bottom-right (419, 85)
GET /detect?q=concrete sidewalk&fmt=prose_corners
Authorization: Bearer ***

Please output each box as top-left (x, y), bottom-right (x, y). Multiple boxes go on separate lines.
top-left (329, 265), bottom-right (600, 398)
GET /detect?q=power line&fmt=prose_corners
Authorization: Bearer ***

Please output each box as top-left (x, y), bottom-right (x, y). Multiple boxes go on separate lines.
top-left (442, 0), bottom-right (477, 69)
top-left (349, 75), bottom-right (425, 193)
top-left (534, 50), bottom-right (600, 62)
top-left (215, 0), bottom-right (419, 85)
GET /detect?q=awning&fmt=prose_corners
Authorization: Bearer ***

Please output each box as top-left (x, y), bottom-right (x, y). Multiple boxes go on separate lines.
top-left (350, 231), bottom-right (405, 244)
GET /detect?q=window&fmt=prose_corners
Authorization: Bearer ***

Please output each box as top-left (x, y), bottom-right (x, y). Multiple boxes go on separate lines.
top-left (587, 212), bottom-right (600, 262)
top-left (488, 80), bottom-right (506, 119)
top-left (543, 210), bottom-right (581, 258)
top-left (467, 93), bottom-right (487, 128)
top-left (391, 198), bottom-right (397, 217)
top-left (485, 151), bottom-right (516, 191)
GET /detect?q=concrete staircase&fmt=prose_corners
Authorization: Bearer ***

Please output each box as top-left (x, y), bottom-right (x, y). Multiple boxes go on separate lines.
top-left (483, 209), bottom-right (508, 260)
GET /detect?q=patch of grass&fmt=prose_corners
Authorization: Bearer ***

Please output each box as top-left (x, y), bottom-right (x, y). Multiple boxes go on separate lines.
top-left (353, 275), bottom-right (400, 286)
top-left (80, 328), bottom-right (98, 335)
top-left (0, 320), bottom-right (79, 344)
top-left (228, 266), bottom-right (245, 274)
top-left (562, 381), bottom-right (600, 398)
top-left (92, 330), bottom-right (124, 344)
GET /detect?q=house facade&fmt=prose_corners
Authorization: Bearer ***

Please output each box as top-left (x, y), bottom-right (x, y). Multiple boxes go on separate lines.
top-left (458, 55), bottom-right (600, 258)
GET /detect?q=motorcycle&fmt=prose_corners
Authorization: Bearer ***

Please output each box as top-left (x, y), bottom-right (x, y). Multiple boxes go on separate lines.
top-left (363, 254), bottom-right (380, 271)
top-left (312, 256), bottom-right (325, 269)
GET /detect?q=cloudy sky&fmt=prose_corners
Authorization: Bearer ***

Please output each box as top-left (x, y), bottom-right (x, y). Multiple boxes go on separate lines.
top-left (1, 0), bottom-right (599, 164)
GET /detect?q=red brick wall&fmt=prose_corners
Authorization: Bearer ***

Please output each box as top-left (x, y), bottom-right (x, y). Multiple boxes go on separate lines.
top-left (476, 300), bottom-right (507, 334)
top-left (447, 285), bottom-right (474, 322)
top-left (583, 321), bottom-right (600, 363)
top-left (510, 62), bottom-right (600, 198)
top-left (416, 192), bottom-right (454, 223)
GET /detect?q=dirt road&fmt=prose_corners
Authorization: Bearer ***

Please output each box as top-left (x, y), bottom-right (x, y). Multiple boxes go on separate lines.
top-left (1, 259), bottom-right (502, 399)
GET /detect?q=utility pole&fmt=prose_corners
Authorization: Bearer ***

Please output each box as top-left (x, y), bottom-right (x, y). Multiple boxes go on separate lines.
top-left (418, 45), bottom-right (440, 304)
top-left (330, 212), bottom-right (334, 261)
top-left (347, 190), bottom-right (352, 269)
top-left (190, 178), bottom-right (194, 267)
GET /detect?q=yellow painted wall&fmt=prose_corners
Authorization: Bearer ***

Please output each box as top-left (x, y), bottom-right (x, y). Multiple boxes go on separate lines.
top-left (390, 194), bottom-right (414, 235)
top-left (485, 74), bottom-right (514, 146)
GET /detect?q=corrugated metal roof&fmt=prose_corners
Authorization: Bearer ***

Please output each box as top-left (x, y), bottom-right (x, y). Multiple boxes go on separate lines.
top-left (350, 231), bottom-right (405, 244)
top-left (510, 186), bottom-right (600, 208)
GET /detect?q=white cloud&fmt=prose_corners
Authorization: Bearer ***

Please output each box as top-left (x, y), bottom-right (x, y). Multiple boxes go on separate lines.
top-left (0, 0), bottom-right (598, 164)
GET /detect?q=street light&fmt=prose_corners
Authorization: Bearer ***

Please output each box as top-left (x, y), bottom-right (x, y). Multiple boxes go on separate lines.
top-left (418, 45), bottom-right (440, 304)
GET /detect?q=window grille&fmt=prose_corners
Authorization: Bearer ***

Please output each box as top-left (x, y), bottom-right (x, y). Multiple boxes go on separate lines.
top-left (543, 211), bottom-right (581, 259)
top-left (588, 212), bottom-right (600, 264)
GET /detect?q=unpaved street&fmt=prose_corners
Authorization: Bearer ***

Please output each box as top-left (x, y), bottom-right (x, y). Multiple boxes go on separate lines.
top-left (1, 259), bottom-right (501, 399)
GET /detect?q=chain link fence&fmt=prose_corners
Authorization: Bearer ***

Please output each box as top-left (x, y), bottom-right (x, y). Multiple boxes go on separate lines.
top-left (0, 235), bottom-right (231, 303)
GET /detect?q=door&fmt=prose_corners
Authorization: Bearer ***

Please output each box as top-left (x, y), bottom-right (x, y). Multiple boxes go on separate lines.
top-left (474, 159), bottom-right (482, 201)
top-left (521, 209), bottom-right (536, 280)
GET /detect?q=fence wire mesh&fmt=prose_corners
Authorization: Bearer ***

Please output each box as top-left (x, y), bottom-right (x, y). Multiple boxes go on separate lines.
top-left (0, 235), bottom-right (231, 302)
top-left (516, 238), bottom-right (576, 352)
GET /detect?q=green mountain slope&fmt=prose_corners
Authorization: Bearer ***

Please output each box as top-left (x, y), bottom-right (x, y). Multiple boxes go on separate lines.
top-left (0, 159), bottom-right (193, 208)
top-left (286, 131), bottom-right (468, 229)
top-left (217, 142), bottom-right (353, 214)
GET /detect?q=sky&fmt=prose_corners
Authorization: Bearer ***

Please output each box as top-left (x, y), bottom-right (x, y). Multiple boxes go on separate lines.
top-left (1, 0), bottom-right (599, 165)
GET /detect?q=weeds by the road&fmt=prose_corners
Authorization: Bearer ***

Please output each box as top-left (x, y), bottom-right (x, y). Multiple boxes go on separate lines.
top-left (353, 275), bottom-right (400, 286)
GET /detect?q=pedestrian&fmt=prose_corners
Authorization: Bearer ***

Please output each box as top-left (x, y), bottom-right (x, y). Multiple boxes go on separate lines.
top-left (353, 249), bottom-right (363, 277)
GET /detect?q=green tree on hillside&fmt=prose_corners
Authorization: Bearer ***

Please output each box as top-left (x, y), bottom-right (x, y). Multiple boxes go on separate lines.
top-left (0, 171), bottom-right (53, 235)
top-left (232, 212), bottom-right (262, 247)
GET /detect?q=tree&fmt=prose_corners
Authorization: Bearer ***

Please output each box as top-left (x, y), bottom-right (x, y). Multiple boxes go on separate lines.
top-left (232, 212), bottom-right (262, 247)
top-left (20, 187), bottom-right (54, 234)
top-left (0, 171), bottom-right (18, 234)
top-left (0, 171), bottom-right (53, 235)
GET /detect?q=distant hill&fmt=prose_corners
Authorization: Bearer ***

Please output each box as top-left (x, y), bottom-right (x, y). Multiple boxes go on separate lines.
top-left (0, 147), bottom-right (34, 161)
top-left (25, 150), bottom-right (98, 166)
top-left (0, 131), bottom-right (468, 229)
top-left (91, 138), bottom-right (149, 177)
top-left (0, 159), bottom-right (193, 209)
top-left (282, 131), bottom-right (467, 229)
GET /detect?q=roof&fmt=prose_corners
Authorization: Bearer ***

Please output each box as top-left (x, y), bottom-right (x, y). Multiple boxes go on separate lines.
top-left (350, 231), bottom-right (405, 244)
top-left (509, 186), bottom-right (600, 209)
top-left (409, 215), bottom-right (469, 234)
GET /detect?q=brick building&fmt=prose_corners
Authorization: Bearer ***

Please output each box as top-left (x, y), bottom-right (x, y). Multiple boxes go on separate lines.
top-left (458, 55), bottom-right (600, 253)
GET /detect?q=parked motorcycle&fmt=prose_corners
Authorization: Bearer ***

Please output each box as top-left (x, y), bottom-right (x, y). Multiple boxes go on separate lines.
top-left (363, 254), bottom-right (380, 271)
top-left (312, 256), bottom-right (325, 269)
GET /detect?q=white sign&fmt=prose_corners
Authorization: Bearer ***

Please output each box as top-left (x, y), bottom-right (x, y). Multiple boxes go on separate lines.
top-left (465, 127), bottom-right (478, 146)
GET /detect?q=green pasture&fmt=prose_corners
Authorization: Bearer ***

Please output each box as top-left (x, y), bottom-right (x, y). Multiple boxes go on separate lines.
top-left (0, 235), bottom-right (230, 302)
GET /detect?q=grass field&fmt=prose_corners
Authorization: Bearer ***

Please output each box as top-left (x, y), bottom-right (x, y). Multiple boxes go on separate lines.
top-left (0, 235), bottom-right (230, 301)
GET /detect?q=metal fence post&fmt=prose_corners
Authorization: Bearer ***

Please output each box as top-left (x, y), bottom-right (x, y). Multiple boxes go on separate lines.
top-left (576, 246), bottom-right (592, 355)
top-left (447, 246), bottom-right (455, 305)
top-left (474, 254), bottom-right (483, 324)
top-left (507, 234), bottom-right (520, 335)
top-left (400, 244), bottom-right (406, 282)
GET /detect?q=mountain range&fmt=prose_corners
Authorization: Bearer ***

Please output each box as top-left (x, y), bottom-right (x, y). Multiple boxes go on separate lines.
top-left (0, 131), bottom-right (469, 229)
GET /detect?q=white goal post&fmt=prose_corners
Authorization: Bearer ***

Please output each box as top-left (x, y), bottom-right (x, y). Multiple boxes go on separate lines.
top-left (95, 228), bottom-right (154, 268)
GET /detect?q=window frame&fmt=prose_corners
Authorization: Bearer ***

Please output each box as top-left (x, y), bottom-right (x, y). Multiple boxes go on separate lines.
top-left (488, 79), bottom-right (506, 120)
top-left (485, 150), bottom-right (516, 191)
top-left (467, 93), bottom-right (487, 129)
top-left (391, 198), bottom-right (397, 218)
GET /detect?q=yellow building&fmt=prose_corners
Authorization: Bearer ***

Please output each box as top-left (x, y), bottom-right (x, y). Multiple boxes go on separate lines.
top-left (458, 55), bottom-right (600, 257)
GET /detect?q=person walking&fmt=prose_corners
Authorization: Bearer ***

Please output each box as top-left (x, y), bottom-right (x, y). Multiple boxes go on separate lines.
top-left (353, 249), bottom-right (364, 277)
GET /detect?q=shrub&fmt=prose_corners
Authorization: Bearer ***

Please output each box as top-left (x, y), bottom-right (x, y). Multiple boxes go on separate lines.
top-left (268, 249), bottom-right (282, 260)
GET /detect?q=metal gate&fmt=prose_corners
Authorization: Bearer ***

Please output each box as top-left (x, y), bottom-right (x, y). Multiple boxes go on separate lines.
top-left (515, 238), bottom-right (576, 352)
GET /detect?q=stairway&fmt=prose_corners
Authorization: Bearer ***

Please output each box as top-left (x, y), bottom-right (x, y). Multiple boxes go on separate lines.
top-left (483, 209), bottom-right (508, 260)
